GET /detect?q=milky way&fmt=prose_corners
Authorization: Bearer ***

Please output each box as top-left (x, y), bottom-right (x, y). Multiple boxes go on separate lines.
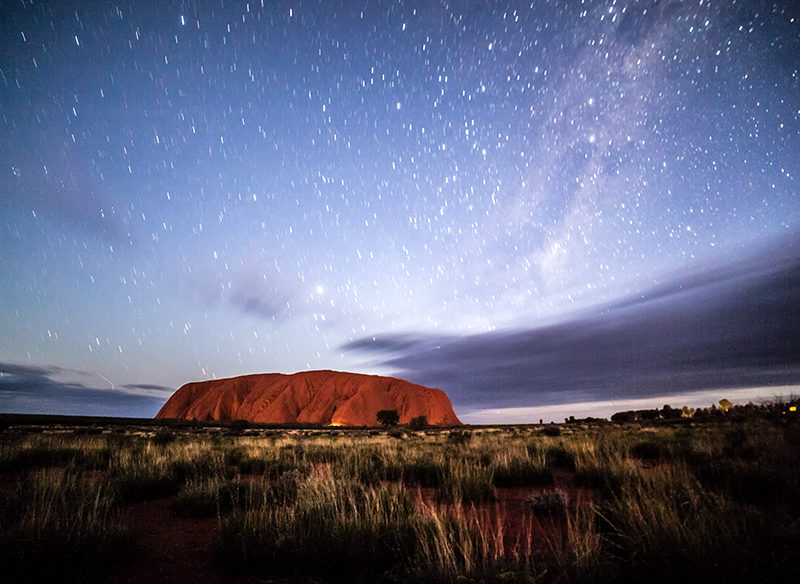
top-left (2, 1), bottom-right (799, 419)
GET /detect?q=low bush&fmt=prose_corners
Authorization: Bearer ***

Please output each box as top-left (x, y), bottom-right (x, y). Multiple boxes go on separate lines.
top-left (527, 490), bottom-right (568, 515)
top-left (402, 457), bottom-right (444, 487)
top-left (629, 440), bottom-right (669, 462)
top-left (173, 477), bottom-right (242, 517)
top-left (545, 445), bottom-right (576, 469)
top-left (447, 429), bottom-right (472, 445)
top-left (151, 429), bottom-right (176, 445)
top-left (541, 425), bottom-right (561, 437)
top-left (493, 458), bottom-right (554, 488)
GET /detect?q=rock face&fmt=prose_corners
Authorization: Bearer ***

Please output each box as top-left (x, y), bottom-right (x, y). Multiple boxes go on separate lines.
top-left (155, 370), bottom-right (462, 426)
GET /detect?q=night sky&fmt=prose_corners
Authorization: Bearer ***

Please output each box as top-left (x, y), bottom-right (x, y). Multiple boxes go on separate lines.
top-left (2, 0), bottom-right (799, 422)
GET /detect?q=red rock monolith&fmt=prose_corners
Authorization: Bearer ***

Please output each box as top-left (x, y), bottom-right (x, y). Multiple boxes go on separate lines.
top-left (155, 370), bottom-right (461, 426)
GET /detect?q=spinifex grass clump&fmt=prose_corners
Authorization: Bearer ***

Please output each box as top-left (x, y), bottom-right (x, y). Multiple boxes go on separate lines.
top-left (596, 464), bottom-right (760, 584)
top-left (214, 473), bottom-right (536, 583)
top-left (174, 471), bottom-right (303, 518)
top-left (0, 434), bottom-right (115, 474)
top-left (411, 506), bottom-right (534, 584)
top-left (402, 455), bottom-right (445, 487)
top-left (435, 458), bottom-right (495, 504)
top-left (492, 456), bottom-right (554, 488)
top-left (109, 439), bottom-right (229, 501)
top-left (172, 476), bottom-right (242, 517)
top-left (544, 445), bottom-right (576, 469)
top-left (0, 469), bottom-right (134, 582)
top-left (330, 442), bottom-right (403, 484)
top-left (629, 439), bottom-right (670, 461)
top-left (214, 475), bottom-right (420, 579)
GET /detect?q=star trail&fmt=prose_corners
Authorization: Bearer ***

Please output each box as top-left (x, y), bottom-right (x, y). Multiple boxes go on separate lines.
top-left (2, 0), bottom-right (799, 420)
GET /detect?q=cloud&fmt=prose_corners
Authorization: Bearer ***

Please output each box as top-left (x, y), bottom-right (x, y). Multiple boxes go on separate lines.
top-left (194, 262), bottom-right (352, 332)
top-left (227, 269), bottom-right (295, 320)
top-left (120, 383), bottom-right (173, 392)
top-left (0, 362), bottom-right (64, 379)
top-left (345, 231), bottom-right (800, 411)
top-left (0, 362), bottom-right (166, 417)
top-left (187, 261), bottom-right (299, 322)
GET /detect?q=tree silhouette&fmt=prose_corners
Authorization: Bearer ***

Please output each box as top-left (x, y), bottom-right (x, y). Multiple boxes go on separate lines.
top-left (377, 409), bottom-right (399, 427)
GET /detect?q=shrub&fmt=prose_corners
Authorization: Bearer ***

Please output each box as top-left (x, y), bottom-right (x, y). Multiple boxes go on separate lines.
top-left (152, 429), bottom-right (177, 445)
top-left (402, 458), bottom-right (444, 487)
top-left (611, 410), bottom-right (638, 423)
top-left (545, 445), bottom-right (576, 469)
top-left (332, 447), bottom-right (397, 485)
top-left (630, 440), bottom-right (668, 462)
top-left (228, 419), bottom-right (251, 432)
top-left (693, 458), bottom-right (798, 508)
top-left (409, 415), bottom-right (428, 430)
top-left (173, 478), bottom-right (242, 517)
top-left (0, 439), bottom-right (85, 473)
top-left (299, 444), bottom-right (340, 464)
top-left (722, 428), bottom-right (759, 459)
top-left (377, 409), bottom-right (400, 427)
top-left (73, 426), bottom-right (104, 436)
top-left (447, 429), bottom-right (472, 445)
top-left (527, 490), bottom-right (568, 515)
top-left (109, 446), bottom-right (183, 501)
top-left (493, 459), bottom-right (554, 488)
top-left (541, 425), bottom-right (561, 437)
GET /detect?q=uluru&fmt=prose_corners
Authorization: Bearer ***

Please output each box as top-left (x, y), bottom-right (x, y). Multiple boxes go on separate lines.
top-left (156, 370), bottom-right (462, 426)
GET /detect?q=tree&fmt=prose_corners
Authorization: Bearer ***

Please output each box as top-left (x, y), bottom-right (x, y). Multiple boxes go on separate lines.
top-left (409, 415), bottom-right (427, 430)
top-left (639, 409), bottom-right (661, 421)
top-left (611, 410), bottom-right (637, 423)
top-left (377, 409), bottom-right (399, 427)
top-left (719, 398), bottom-right (732, 413)
top-left (681, 405), bottom-right (695, 418)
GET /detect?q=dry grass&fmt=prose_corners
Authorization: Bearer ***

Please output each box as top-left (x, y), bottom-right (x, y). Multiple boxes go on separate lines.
top-left (0, 415), bottom-right (798, 583)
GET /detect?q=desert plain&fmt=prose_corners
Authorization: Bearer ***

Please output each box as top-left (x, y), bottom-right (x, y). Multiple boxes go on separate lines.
top-left (1, 399), bottom-right (798, 584)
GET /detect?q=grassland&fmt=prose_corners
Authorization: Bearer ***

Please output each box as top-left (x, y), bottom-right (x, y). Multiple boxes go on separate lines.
top-left (0, 410), bottom-right (798, 584)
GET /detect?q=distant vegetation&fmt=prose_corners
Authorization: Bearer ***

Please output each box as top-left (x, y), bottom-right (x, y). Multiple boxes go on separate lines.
top-left (0, 399), bottom-right (797, 583)
top-left (609, 397), bottom-right (796, 423)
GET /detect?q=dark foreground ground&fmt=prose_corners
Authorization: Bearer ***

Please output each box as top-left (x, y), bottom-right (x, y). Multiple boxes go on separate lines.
top-left (0, 406), bottom-right (798, 584)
